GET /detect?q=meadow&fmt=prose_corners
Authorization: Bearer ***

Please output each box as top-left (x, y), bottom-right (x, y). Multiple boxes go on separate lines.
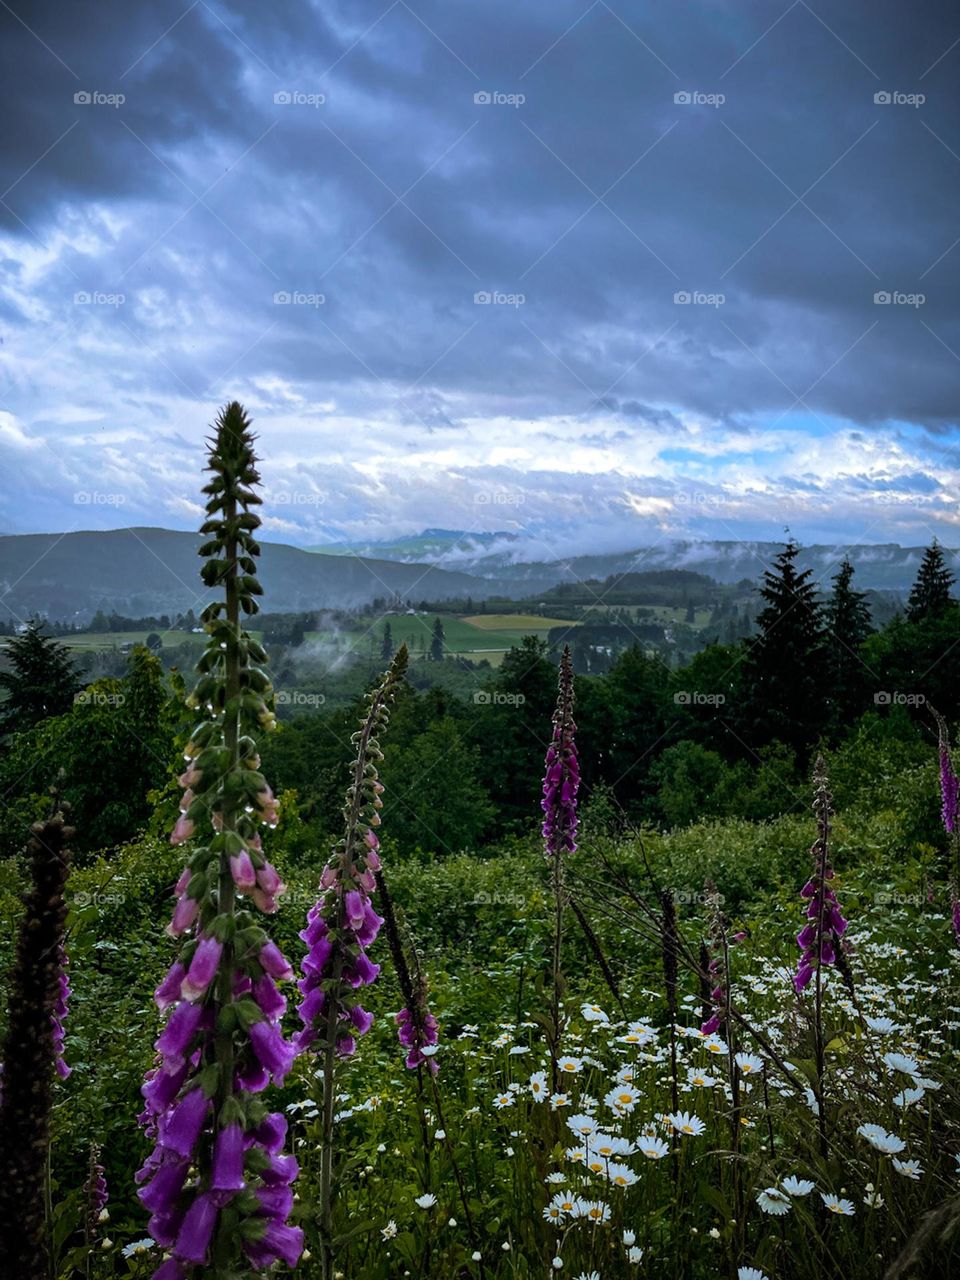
top-left (0, 403), bottom-right (957, 1280)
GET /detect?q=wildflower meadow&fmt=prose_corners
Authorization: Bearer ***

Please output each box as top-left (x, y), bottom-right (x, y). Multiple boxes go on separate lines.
top-left (0, 404), bottom-right (958, 1280)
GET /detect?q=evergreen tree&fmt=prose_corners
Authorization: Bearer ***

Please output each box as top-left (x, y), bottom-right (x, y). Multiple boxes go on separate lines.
top-left (907, 538), bottom-right (955, 622)
top-left (381, 620), bottom-right (394, 662)
top-left (741, 539), bottom-right (825, 755)
top-left (0, 621), bottom-right (81, 734)
top-left (430, 617), bottom-right (445, 661)
top-left (823, 558), bottom-right (873, 732)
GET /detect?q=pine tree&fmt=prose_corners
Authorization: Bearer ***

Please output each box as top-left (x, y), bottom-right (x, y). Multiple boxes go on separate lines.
top-left (742, 539), bottom-right (825, 755)
top-left (430, 617), bottom-right (445, 662)
top-left (381, 620), bottom-right (394, 662)
top-left (0, 620), bottom-right (81, 734)
top-left (907, 539), bottom-right (955, 622)
top-left (823, 558), bottom-right (873, 731)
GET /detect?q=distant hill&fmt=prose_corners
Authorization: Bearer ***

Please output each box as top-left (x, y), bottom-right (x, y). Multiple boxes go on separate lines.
top-left (0, 529), bottom-right (934, 624)
top-left (316, 536), bottom-right (936, 594)
top-left (0, 528), bottom-right (510, 623)
top-left (306, 528), bottom-right (521, 562)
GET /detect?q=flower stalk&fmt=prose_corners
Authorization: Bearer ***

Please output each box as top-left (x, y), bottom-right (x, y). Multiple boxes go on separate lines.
top-left (136, 403), bottom-right (301, 1279)
top-left (541, 645), bottom-right (579, 1090)
top-left (293, 647), bottom-right (408, 1280)
top-left (0, 804), bottom-right (73, 1280)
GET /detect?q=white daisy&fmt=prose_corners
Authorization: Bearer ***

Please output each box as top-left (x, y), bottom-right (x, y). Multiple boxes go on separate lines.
top-left (892, 1158), bottom-right (923, 1180)
top-left (667, 1110), bottom-right (705, 1136)
top-left (857, 1123), bottom-right (906, 1155)
top-left (781, 1176), bottom-right (815, 1196)
top-left (735, 1052), bottom-right (764, 1076)
top-left (756, 1187), bottom-right (791, 1216)
top-left (415, 1194), bottom-right (437, 1209)
top-left (820, 1193), bottom-right (855, 1215)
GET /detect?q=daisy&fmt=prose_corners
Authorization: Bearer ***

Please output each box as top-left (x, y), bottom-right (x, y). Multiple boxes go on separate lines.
top-left (530, 1071), bottom-right (549, 1102)
top-left (865, 1016), bottom-right (899, 1032)
top-left (543, 1202), bottom-right (564, 1223)
top-left (892, 1158), bottom-right (923, 1180)
top-left (864, 1189), bottom-right (885, 1207)
top-left (882, 1052), bottom-right (920, 1076)
top-left (756, 1187), bottom-right (791, 1216)
top-left (607, 1162), bottom-right (638, 1188)
top-left (857, 1124), bottom-right (906, 1155)
top-left (738, 1269), bottom-right (769, 1280)
top-left (415, 1193), bottom-right (437, 1209)
top-left (893, 1086), bottom-right (925, 1108)
top-left (627, 1246), bottom-right (644, 1262)
top-left (687, 1069), bottom-right (716, 1088)
top-left (550, 1192), bottom-right (577, 1215)
top-left (605, 1084), bottom-right (639, 1114)
top-left (591, 1135), bottom-right (633, 1159)
top-left (820, 1193), bottom-right (855, 1216)
top-left (576, 1273), bottom-right (601, 1280)
top-left (667, 1111), bottom-right (706, 1136)
top-left (567, 1114), bottom-right (599, 1138)
top-left (546, 1172), bottom-right (567, 1184)
top-left (493, 1093), bottom-right (514, 1110)
top-left (704, 1036), bottom-right (728, 1055)
top-left (551, 1093), bottom-right (571, 1110)
top-left (558, 1055), bottom-right (583, 1074)
top-left (381, 1220), bottom-right (398, 1239)
top-left (583, 1202), bottom-right (611, 1224)
top-left (582, 1003), bottom-right (609, 1023)
top-left (781, 1176), bottom-right (815, 1196)
top-left (639, 1136), bottom-right (670, 1160)
top-left (735, 1053), bottom-right (763, 1076)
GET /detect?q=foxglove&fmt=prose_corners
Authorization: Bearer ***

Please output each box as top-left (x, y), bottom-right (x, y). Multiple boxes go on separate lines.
top-left (793, 756), bottom-right (848, 994)
top-left (0, 808), bottom-right (73, 1279)
top-left (294, 647), bottom-right (408, 1278)
top-left (136, 403), bottom-right (301, 1277)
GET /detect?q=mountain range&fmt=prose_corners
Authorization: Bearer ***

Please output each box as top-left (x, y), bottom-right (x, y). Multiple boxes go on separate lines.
top-left (0, 528), bottom-right (937, 622)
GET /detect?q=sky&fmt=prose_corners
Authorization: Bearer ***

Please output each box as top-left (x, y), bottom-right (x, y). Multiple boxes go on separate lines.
top-left (0, 0), bottom-right (958, 559)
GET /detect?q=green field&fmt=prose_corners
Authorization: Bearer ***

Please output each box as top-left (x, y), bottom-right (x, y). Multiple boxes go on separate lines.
top-left (360, 612), bottom-right (579, 663)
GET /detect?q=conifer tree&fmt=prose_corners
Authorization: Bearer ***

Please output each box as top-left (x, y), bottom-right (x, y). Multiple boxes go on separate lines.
top-left (742, 539), bottom-right (825, 755)
top-left (0, 620), bottom-right (80, 734)
top-left (907, 538), bottom-right (955, 622)
top-left (823, 557), bottom-right (873, 731)
top-left (381, 620), bottom-right (394, 662)
top-left (429, 617), bottom-right (445, 662)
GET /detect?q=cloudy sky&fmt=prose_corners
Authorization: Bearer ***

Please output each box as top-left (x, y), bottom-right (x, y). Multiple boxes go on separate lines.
top-left (1, 0), bottom-right (958, 558)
